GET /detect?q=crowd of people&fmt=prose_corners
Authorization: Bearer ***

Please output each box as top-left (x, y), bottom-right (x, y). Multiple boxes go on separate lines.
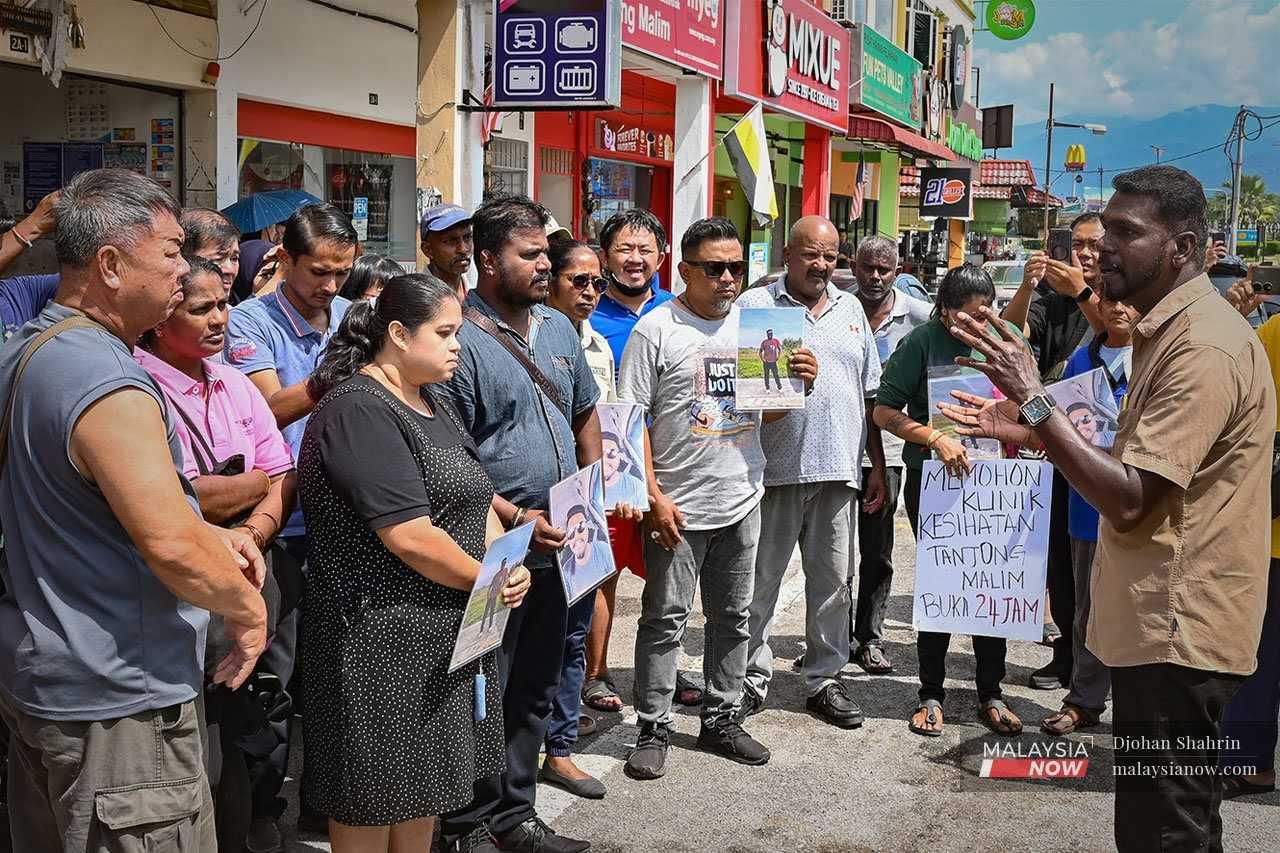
top-left (0, 163), bottom-right (1275, 853)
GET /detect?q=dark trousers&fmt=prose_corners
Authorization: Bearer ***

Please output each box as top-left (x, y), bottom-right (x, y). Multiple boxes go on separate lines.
top-left (248, 534), bottom-right (306, 821)
top-left (851, 465), bottom-right (902, 650)
top-left (904, 467), bottom-right (1008, 705)
top-left (442, 562), bottom-right (569, 839)
top-left (1112, 664), bottom-right (1243, 853)
top-left (763, 361), bottom-right (781, 390)
top-left (1046, 472), bottom-right (1075, 674)
top-left (1220, 557), bottom-right (1280, 774)
top-left (545, 592), bottom-right (596, 757)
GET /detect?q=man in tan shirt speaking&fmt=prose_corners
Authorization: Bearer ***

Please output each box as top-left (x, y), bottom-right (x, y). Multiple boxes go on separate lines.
top-left (938, 165), bottom-right (1275, 852)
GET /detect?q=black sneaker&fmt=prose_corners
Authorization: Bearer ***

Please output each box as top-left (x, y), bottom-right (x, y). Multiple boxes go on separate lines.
top-left (806, 683), bottom-right (864, 729)
top-left (494, 817), bottom-right (589, 853)
top-left (696, 718), bottom-right (771, 765)
top-left (624, 721), bottom-right (671, 780)
top-left (1029, 662), bottom-right (1069, 690)
top-left (455, 825), bottom-right (500, 853)
top-left (738, 687), bottom-right (765, 720)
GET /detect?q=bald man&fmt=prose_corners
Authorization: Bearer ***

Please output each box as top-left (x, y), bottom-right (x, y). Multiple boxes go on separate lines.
top-left (737, 216), bottom-right (887, 729)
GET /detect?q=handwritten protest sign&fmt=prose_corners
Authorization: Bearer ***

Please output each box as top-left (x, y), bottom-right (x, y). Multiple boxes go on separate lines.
top-left (912, 460), bottom-right (1052, 641)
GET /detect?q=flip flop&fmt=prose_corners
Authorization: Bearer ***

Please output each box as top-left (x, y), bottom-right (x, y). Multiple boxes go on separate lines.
top-left (979, 699), bottom-right (1023, 736)
top-left (854, 645), bottom-right (894, 675)
top-left (1222, 776), bottom-right (1276, 800)
top-left (1040, 704), bottom-right (1099, 737)
top-left (909, 699), bottom-right (945, 737)
top-left (578, 713), bottom-right (597, 738)
top-left (582, 676), bottom-right (623, 713)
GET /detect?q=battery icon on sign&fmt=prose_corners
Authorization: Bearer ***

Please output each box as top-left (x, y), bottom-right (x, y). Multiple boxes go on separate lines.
top-left (554, 61), bottom-right (596, 96)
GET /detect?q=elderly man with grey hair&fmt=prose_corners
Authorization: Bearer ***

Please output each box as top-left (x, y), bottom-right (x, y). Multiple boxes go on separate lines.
top-left (841, 233), bottom-right (931, 675)
top-left (0, 168), bottom-right (268, 852)
top-left (738, 216), bottom-right (885, 729)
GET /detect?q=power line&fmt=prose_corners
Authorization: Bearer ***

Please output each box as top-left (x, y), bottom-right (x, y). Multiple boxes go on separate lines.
top-left (147, 0), bottom-right (269, 63)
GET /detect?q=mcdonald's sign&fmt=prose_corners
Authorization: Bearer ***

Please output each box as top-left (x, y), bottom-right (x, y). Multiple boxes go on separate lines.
top-left (1064, 144), bottom-right (1087, 172)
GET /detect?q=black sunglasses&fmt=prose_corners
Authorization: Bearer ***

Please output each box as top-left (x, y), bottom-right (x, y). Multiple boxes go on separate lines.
top-left (686, 260), bottom-right (747, 280)
top-left (566, 273), bottom-right (608, 292)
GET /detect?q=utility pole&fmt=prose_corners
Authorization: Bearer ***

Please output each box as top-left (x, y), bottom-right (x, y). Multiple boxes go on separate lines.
top-left (1150, 145), bottom-right (1165, 164)
top-left (1228, 105), bottom-right (1246, 255)
top-left (1044, 82), bottom-right (1054, 241)
top-left (1098, 165), bottom-right (1105, 210)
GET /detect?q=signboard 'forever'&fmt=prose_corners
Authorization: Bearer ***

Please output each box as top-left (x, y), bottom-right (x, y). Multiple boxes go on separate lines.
top-left (493, 0), bottom-right (622, 109)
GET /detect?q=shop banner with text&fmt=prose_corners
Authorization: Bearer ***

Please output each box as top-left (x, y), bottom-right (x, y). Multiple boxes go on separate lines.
top-left (913, 460), bottom-right (1051, 642)
top-left (723, 0), bottom-right (851, 133)
top-left (850, 24), bottom-right (922, 128)
top-left (622, 0), bottom-right (724, 79)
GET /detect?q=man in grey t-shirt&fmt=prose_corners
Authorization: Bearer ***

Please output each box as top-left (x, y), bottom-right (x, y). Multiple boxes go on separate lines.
top-left (842, 235), bottom-right (931, 675)
top-left (0, 169), bottom-right (267, 852)
top-left (618, 218), bottom-right (816, 781)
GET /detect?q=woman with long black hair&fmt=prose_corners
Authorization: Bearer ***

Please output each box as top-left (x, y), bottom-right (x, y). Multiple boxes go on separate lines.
top-left (872, 263), bottom-right (1027, 739)
top-left (298, 273), bottom-right (531, 852)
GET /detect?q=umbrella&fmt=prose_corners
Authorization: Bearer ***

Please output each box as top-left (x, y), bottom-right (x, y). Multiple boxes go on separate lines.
top-left (220, 189), bottom-right (322, 235)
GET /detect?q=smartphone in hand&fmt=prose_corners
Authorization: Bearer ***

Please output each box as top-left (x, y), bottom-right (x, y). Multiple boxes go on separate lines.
top-left (1047, 228), bottom-right (1073, 264)
top-left (1251, 264), bottom-right (1280, 295)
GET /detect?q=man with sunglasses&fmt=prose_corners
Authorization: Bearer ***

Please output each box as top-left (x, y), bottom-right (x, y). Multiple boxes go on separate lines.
top-left (618, 218), bottom-right (817, 781)
top-left (737, 216), bottom-right (885, 730)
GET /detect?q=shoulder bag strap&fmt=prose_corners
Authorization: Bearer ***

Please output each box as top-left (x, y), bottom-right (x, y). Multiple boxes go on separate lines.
top-left (0, 316), bottom-right (104, 474)
top-left (464, 307), bottom-right (567, 411)
top-left (161, 389), bottom-right (216, 477)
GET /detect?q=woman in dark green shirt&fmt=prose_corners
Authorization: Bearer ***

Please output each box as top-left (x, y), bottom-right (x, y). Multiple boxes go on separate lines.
top-left (872, 264), bottom-right (1024, 738)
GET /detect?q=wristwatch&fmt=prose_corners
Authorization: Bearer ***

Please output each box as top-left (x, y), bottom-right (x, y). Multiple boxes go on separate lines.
top-left (1018, 392), bottom-right (1057, 427)
top-left (1074, 285), bottom-right (1095, 303)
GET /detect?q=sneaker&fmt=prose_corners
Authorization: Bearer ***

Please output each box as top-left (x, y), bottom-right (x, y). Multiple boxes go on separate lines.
top-left (623, 721), bottom-right (671, 780)
top-left (495, 817), bottom-right (590, 853)
top-left (455, 825), bottom-right (501, 853)
top-left (696, 718), bottom-right (771, 766)
top-left (738, 687), bottom-right (765, 720)
top-left (1029, 662), bottom-right (1069, 690)
top-left (245, 817), bottom-right (284, 853)
top-left (806, 683), bottom-right (864, 729)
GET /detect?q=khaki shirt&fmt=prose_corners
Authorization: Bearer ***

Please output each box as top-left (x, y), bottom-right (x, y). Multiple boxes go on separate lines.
top-left (1089, 274), bottom-right (1276, 675)
top-left (581, 317), bottom-right (617, 403)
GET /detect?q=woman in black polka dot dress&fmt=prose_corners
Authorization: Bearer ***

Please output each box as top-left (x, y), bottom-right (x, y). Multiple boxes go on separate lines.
top-left (297, 274), bottom-right (531, 850)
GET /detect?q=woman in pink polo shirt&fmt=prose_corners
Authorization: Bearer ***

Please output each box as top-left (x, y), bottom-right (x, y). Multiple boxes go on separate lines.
top-left (135, 255), bottom-right (296, 852)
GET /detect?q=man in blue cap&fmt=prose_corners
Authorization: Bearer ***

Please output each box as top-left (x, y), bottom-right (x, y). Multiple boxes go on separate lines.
top-left (421, 203), bottom-right (474, 299)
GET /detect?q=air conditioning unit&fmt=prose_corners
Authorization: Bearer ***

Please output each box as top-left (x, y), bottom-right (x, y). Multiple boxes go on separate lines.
top-left (829, 0), bottom-right (858, 28)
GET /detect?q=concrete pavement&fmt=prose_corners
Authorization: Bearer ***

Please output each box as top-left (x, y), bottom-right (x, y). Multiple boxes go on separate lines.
top-left (285, 509), bottom-right (1279, 852)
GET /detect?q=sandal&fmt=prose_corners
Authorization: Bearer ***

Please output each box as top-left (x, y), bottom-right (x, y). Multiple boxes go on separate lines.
top-left (1222, 775), bottom-right (1276, 800)
top-left (1040, 704), bottom-right (1100, 737)
top-left (674, 672), bottom-right (703, 707)
top-left (1040, 621), bottom-right (1061, 648)
top-left (909, 699), bottom-right (945, 737)
top-left (582, 676), bottom-right (623, 713)
top-left (979, 699), bottom-right (1023, 736)
top-left (854, 645), bottom-right (894, 675)
top-left (578, 713), bottom-right (597, 738)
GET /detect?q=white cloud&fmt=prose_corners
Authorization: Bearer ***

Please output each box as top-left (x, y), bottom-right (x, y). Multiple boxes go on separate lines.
top-left (975, 0), bottom-right (1280, 121)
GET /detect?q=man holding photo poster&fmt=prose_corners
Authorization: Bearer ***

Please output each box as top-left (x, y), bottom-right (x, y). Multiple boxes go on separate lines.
top-left (938, 166), bottom-right (1275, 851)
top-left (618, 218), bottom-right (817, 781)
top-left (737, 216), bottom-right (886, 728)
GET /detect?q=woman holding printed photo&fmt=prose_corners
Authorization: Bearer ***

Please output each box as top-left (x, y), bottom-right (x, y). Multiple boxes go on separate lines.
top-left (872, 264), bottom-right (1029, 738)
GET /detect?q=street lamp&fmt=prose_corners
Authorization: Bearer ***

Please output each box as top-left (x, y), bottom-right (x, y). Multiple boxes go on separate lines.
top-left (1044, 83), bottom-right (1108, 238)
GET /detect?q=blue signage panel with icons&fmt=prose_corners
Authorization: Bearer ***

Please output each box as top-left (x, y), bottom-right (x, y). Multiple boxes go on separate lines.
top-left (493, 0), bottom-right (621, 109)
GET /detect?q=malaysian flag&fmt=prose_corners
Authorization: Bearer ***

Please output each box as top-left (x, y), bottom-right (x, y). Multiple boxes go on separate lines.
top-left (851, 152), bottom-right (867, 221)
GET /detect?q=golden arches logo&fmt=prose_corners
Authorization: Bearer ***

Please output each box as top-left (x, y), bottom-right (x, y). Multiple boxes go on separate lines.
top-left (1064, 144), bottom-right (1087, 171)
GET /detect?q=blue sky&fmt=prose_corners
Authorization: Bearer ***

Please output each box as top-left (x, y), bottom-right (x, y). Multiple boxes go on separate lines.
top-left (974, 0), bottom-right (1280, 122)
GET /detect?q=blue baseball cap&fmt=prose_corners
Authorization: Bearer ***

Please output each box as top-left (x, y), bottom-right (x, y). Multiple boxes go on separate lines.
top-left (420, 203), bottom-right (471, 235)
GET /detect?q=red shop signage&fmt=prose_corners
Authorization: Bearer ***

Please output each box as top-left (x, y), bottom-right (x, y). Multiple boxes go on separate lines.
top-left (723, 0), bottom-right (851, 133)
top-left (621, 0), bottom-right (724, 79)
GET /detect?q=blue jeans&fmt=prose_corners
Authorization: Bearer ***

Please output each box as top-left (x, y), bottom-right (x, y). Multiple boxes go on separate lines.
top-left (545, 593), bottom-right (596, 757)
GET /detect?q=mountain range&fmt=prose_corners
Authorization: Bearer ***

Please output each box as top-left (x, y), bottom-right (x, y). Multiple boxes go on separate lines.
top-left (997, 104), bottom-right (1280, 198)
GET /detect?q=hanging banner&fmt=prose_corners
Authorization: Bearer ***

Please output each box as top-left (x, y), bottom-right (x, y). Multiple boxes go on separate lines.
top-left (913, 460), bottom-right (1052, 641)
top-left (723, 0), bottom-right (851, 133)
top-left (918, 166), bottom-right (973, 220)
top-left (621, 0), bottom-right (724, 79)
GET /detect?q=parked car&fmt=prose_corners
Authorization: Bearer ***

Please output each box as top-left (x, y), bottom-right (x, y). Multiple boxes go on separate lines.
top-left (982, 260), bottom-right (1026, 288)
top-left (894, 273), bottom-right (932, 303)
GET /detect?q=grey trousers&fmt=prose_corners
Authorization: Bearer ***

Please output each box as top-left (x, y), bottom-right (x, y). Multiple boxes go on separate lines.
top-left (0, 691), bottom-right (215, 853)
top-left (635, 504), bottom-right (761, 726)
top-left (746, 482), bottom-right (856, 699)
top-left (1066, 536), bottom-right (1111, 713)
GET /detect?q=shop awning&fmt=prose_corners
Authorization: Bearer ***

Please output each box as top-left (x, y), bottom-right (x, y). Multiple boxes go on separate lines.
top-left (846, 115), bottom-right (955, 163)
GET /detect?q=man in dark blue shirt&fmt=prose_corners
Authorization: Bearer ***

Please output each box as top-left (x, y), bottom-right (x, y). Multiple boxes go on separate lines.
top-left (437, 196), bottom-right (601, 853)
top-left (1, 274), bottom-right (60, 341)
